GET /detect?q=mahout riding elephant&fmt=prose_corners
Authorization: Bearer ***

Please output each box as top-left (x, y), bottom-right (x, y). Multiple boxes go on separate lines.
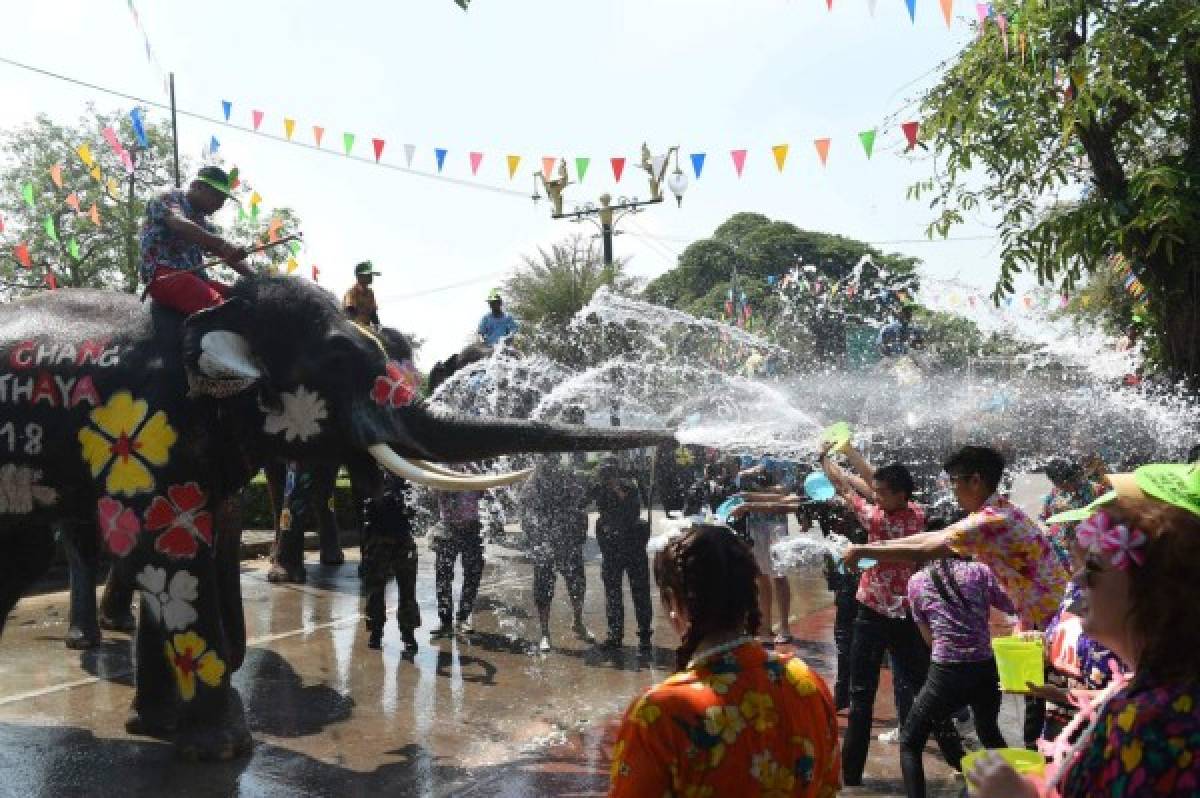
top-left (0, 276), bottom-right (671, 760)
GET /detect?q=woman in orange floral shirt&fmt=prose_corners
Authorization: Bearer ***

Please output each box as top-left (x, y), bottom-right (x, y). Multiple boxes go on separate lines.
top-left (608, 524), bottom-right (841, 797)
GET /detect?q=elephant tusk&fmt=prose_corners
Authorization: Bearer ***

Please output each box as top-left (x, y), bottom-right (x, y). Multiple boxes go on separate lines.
top-left (367, 445), bottom-right (533, 490)
top-left (409, 458), bottom-right (484, 477)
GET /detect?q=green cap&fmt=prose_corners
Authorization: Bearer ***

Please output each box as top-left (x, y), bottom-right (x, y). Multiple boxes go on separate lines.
top-left (355, 261), bottom-right (380, 277)
top-left (1046, 463), bottom-right (1200, 524)
top-left (195, 165), bottom-right (238, 199)
top-left (1045, 490), bottom-right (1117, 524)
top-left (487, 288), bottom-right (502, 302)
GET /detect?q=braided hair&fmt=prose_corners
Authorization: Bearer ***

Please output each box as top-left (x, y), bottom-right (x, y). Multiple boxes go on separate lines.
top-left (654, 524), bottom-right (762, 671)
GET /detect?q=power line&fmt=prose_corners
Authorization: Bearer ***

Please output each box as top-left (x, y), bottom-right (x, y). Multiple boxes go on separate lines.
top-left (378, 269), bottom-right (510, 301)
top-left (623, 229), bottom-right (999, 246)
top-left (0, 54), bottom-right (530, 200)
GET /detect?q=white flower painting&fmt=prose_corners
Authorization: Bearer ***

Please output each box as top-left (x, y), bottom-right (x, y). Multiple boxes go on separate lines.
top-left (263, 386), bottom-right (328, 443)
top-left (136, 565), bottom-right (199, 631)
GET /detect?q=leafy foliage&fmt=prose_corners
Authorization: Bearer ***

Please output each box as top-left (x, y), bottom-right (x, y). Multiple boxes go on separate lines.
top-left (911, 0), bottom-right (1200, 380)
top-left (503, 234), bottom-right (640, 325)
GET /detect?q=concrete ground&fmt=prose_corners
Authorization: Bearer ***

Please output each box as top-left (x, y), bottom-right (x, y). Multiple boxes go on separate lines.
top-left (0, 503), bottom-right (1037, 797)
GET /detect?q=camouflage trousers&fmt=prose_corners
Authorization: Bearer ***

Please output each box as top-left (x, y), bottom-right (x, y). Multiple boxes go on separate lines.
top-left (361, 537), bottom-right (421, 633)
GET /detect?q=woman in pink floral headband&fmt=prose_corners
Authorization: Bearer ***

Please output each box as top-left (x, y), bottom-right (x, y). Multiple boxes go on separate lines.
top-left (971, 496), bottom-right (1200, 797)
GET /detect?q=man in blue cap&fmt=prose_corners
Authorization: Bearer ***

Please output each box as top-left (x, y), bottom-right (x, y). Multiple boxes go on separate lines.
top-left (477, 288), bottom-right (519, 346)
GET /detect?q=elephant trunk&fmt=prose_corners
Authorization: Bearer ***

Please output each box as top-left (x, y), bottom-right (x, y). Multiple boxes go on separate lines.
top-left (392, 405), bottom-right (675, 463)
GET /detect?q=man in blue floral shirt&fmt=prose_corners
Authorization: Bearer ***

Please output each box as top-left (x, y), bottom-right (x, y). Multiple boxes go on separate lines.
top-left (140, 166), bottom-right (250, 314)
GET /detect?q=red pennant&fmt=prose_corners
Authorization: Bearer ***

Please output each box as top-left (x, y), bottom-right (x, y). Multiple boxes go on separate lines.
top-left (65, 193), bottom-right (81, 212)
top-left (311, 264), bottom-right (320, 282)
top-left (902, 121), bottom-right (920, 150)
top-left (826, 0), bottom-right (833, 8)
top-left (0, 212), bottom-right (4, 233)
top-left (14, 243), bottom-right (31, 269)
top-left (372, 138), bottom-right (386, 162)
top-left (611, 157), bottom-right (626, 182)
top-left (313, 126), bottom-right (325, 148)
top-left (541, 157), bottom-right (558, 179)
top-left (45, 270), bottom-right (57, 290)
top-left (469, 152), bottom-right (483, 175)
top-left (731, 149), bottom-right (748, 177)
top-left (252, 110), bottom-right (264, 131)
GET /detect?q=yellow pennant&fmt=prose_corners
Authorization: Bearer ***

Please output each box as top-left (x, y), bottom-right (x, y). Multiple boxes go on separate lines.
top-left (506, 154), bottom-right (521, 180)
top-left (772, 144), bottom-right (789, 173)
top-left (249, 191), bottom-right (263, 207)
top-left (286, 257), bottom-right (299, 275)
top-left (76, 143), bottom-right (94, 167)
top-left (89, 165), bottom-right (102, 182)
top-left (107, 177), bottom-right (121, 199)
top-left (283, 118), bottom-right (296, 140)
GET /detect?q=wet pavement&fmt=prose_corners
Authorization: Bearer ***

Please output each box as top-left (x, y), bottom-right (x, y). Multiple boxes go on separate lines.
top-left (0, 512), bottom-right (1027, 797)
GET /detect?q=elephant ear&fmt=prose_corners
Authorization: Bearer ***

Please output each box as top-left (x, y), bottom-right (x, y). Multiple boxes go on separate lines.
top-left (181, 298), bottom-right (265, 398)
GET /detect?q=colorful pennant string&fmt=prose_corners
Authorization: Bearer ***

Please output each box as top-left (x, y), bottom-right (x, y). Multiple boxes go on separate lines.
top-left (731, 149), bottom-right (748, 177)
top-left (771, 144), bottom-right (789, 173)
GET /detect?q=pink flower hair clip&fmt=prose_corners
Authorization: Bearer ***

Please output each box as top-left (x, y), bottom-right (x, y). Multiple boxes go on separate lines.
top-left (1075, 510), bottom-right (1148, 570)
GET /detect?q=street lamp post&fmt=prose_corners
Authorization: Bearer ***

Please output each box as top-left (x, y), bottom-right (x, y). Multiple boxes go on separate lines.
top-left (532, 143), bottom-right (688, 266)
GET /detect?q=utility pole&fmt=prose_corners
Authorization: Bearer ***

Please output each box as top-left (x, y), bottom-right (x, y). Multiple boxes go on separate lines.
top-left (168, 73), bottom-right (181, 188)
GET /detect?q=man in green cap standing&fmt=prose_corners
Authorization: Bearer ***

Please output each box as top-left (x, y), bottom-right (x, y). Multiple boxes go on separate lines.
top-left (344, 261), bottom-right (381, 327)
top-left (477, 288), bottom-right (519, 346)
top-left (140, 165), bottom-right (251, 314)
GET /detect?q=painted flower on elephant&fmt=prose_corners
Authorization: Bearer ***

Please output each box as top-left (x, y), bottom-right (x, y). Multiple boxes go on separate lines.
top-left (263, 386), bottom-right (327, 442)
top-left (136, 565), bottom-right (198, 631)
top-left (96, 497), bottom-right (140, 556)
top-left (371, 360), bottom-right (420, 408)
top-left (145, 482), bottom-right (213, 559)
top-left (164, 630), bottom-right (225, 701)
top-left (78, 391), bottom-right (177, 496)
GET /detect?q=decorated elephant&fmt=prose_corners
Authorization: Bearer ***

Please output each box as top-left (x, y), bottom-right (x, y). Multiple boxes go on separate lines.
top-left (0, 276), bottom-right (671, 760)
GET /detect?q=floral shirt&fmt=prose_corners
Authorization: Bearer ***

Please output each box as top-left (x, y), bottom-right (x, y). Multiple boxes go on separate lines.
top-left (139, 189), bottom-right (217, 283)
top-left (946, 494), bottom-right (1070, 630)
top-left (1039, 481), bottom-right (1105, 566)
top-left (1062, 678), bottom-right (1200, 797)
top-left (436, 490), bottom-right (483, 525)
top-left (850, 495), bottom-right (924, 618)
top-left (609, 642), bottom-right (840, 798)
top-left (908, 559), bottom-right (1016, 664)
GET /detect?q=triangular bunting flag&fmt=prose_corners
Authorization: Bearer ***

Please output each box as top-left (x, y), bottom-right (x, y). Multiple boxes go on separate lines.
top-left (44, 215), bottom-right (58, 242)
top-left (88, 202), bottom-right (100, 225)
top-left (250, 204), bottom-right (260, 221)
top-left (22, 183), bottom-right (35, 208)
top-left (940, 0), bottom-right (953, 27)
top-left (209, 135), bottom-right (220, 154)
top-left (975, 2), bottom-right (989, 32)
top-left (435, 148), bottom-right (448, 172)
top-left (249, 191), bottom-right (263, 207)
top-left (313, 126), bottom-right (325, 148)
top-left (901, 121), bottom-right (920, 150)
top-left (343, 133), bottom-right (355, 155)
top-left (130, 108), bottom-right (148, 146)
top-left (65, 193), bottom-right (81, 212)
top-left (289, 240), bottom-right (302, 256)
top-left (106, 177), bottom-right (121, 199)
top-left (372, 138), bottom-right (386, 162)
top-left (68, 238), bottom-right (81, 260)
top-left (814, 138), bottom-right (831, 167)
top-left (221, 100), bottom-right (232, 121)
top-left (469, 152), bottom-right (484, 176)
top-left (731, 149), bottom-right (748, 177)
top-left (575, 157), bottom-right (590, 182)
top-left (905, 0), bottom-right (917, 22)
top-left (283, 118), bottom-right (296, 140)
top-left (404, 144), bottom-right (416, 168)
top-left (76, 143), bottom-right (94, 167)
top-left (89, 165), bottom-right (102, 182)
top-left (611, 157), bottom-right (626, 182)
top-left (101, 127), bottom-right (124, 156)
top-left (0, 212), bottom-right (3, 233)
top-left (286, 257), bottom-right (299, 275)
top-left (506, 154), bottom-right (521, 179)
top-left (541, 157), bottom-right (557, 179)
top-left (690, 153), bottom-right (706, 178)
top-left (14, 243), bottom-right (31, 269)
top-left (771, 144), bottom-right (788, 173)
top-left (45, 271), bottom-right (57, 290)
top-left (267, 216), bottom-right (282, 243)
top-left (859, 129), bottom-right (877, 158)
top-left (997, 13), bottom-right (1009, 55)
top-left (311, 264), bottom-right (320, 282)
top-left (49, 164), bottom-right (64, 189)
top-left (252, 110), bottom-right (264, 131)
top-left (826, 0), bottom-right (833, 9)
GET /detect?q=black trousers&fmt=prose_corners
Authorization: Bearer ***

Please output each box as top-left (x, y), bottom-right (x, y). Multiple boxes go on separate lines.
top-left (599, 544), bottom-right (652, 643)
top-left (362, 538), bottom-right (421, 633)
top-left (900, 658), bottom-right (1006, 798)
top-left (842, 604), bottom-right (963, 786)
top-left (532, 544), bottom-right (586, 611)
top-left (833, 579), bottom-right (859, 707)
top-left (433, 523), bottom-right (484, 623)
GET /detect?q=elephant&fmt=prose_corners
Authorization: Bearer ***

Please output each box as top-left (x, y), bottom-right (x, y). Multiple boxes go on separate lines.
top-left (0, 276), bottom-right (671, 760)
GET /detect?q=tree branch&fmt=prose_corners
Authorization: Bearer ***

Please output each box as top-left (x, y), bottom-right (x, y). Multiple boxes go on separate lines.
top-left (1186, 46), bottom-right (1200, 167)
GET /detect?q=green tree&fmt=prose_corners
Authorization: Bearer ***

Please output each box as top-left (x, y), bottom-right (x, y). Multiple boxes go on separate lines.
top-left (503, 234), bottom-right (640, 325)
top-left (911, 0), bottom-right (1200, 383)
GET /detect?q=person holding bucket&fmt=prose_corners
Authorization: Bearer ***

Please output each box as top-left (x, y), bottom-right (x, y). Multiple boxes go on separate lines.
top-left (969, 462), bottom-right (1200, 797)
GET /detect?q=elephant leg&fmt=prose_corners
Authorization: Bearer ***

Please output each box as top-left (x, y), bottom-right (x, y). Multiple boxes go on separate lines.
top-left (312, 464), bottom-right (344, 565)
top-left (0, 527), bottom-right (55, 640)
top-left (98, 555), bottom-right (136, 633)
top-left (266, 461), bottom-right (306, 584)
top-left (126, 598), bottom-right (180, 738)
top-left (214, 495), bottom-right (246, 672)
top-left (61, 521), bottom-right (103, 650)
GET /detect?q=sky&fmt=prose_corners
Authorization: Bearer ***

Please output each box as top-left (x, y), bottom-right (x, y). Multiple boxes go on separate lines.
top-left (1, 0), bottom-right (1008, 367)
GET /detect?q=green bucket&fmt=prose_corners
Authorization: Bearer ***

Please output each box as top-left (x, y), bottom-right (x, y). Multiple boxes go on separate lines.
top-left (961, 748), bottom-right (1046, 793)
top-left (991, 635), bottom-right (1044, 693)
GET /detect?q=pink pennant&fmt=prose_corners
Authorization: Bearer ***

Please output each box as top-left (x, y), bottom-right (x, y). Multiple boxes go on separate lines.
top-left (997, 13), bottom-right (1009, 55)
top-left (252, 110), bottom-right (264, 131)
top-left (541, 157), bottom-right (558, 179)
top-left (611, 157), bottom-right (626, 182)
top-left (312, 264), bottom-right (320, 282)
top-left (65, 193), bottom-right (81, 212)
top-left (120, 150), bottom-right (134, 174)
top-left (469, 151), bottom-right (483, 176)
top-left (0, 212), bottom-right (4, 233)
top-left (49, 164), bottom-right (64, 189)
top-left (313, 126), bottom-right (325, 148)
top-left (372, 138), bottom-right (386, 163)
top-left (730, 149), bottom-right (747, 177)
top-left (975, 2), bottom-right (990, 32)
top-left (901, 121), bottom-right (920, 150)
